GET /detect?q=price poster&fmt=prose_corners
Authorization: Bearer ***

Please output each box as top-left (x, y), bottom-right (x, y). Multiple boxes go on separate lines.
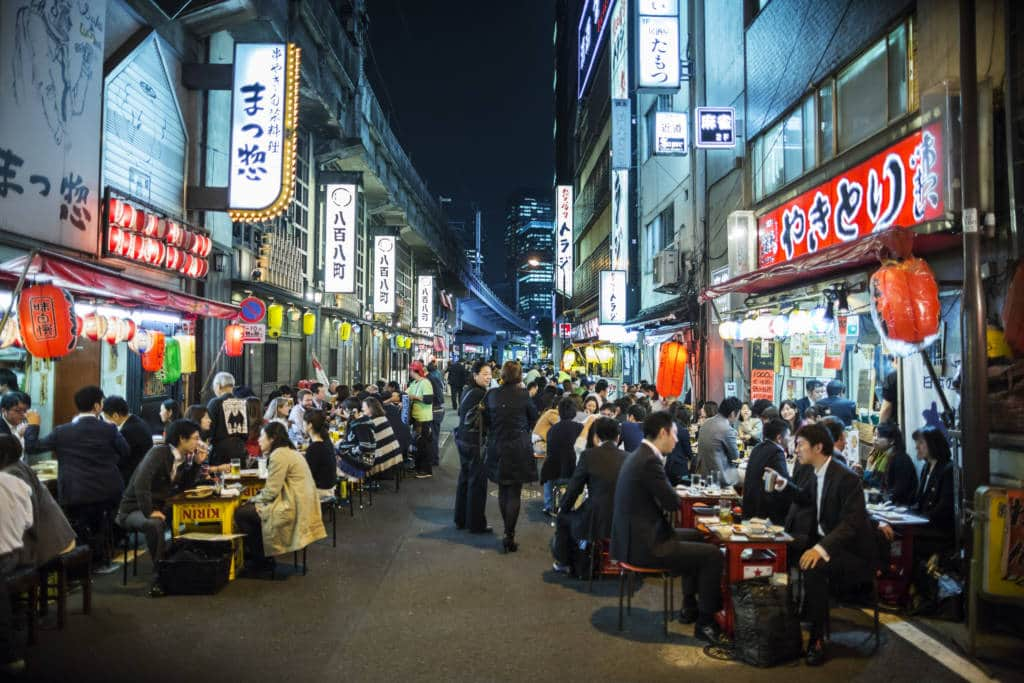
top-left (750, 369), bottom-right (775, 402)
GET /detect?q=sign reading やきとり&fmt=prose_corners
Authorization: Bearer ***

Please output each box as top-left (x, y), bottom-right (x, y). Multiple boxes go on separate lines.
top-left (757, 123), bottom-right (944, 268)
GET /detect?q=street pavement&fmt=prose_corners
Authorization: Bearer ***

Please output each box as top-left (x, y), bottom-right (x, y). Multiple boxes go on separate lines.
top-left (18, 411), bottom-right (1013, 682)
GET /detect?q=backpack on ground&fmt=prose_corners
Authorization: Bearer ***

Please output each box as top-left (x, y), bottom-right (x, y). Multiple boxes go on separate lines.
top-left (731, 579), bottom-right (803, 667)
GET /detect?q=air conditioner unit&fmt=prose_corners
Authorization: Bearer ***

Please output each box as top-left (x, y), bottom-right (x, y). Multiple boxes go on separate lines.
top-left (653, 247), bottom-right (681, 293)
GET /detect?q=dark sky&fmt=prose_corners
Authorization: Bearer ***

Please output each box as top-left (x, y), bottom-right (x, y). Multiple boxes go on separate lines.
top-left (366, 1), bottom-right (555, 286)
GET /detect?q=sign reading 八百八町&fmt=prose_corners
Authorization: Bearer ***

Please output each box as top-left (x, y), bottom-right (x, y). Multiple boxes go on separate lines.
top-left (324, 183), bottom-right (357, 293)
top-left (373, 236), bottom-right (396, 314)
top-left (417, 275), bottom-right (434, 331)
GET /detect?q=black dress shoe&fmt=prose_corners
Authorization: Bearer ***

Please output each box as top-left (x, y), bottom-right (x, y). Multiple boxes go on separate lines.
top-left (694, 621), bottom-right (730, 646)
top-left (468, 526), bottom-right (493, 534)
top-left (678, 606), bottom-right (699, 624)
top-left (805, 638), bottom-right (827, 666)
top-left (148, 581), bottom-right (166, 598)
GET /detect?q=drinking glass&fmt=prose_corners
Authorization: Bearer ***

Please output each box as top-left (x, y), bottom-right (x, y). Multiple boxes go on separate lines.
top-left (718, 498), bottom-right (732, 524)
top-left (230, 459), bottom-right (241, 477)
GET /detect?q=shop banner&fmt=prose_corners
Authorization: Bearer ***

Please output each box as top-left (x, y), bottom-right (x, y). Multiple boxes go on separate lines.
top-left (758, 123), bottom-right (945, 268)
top-left (0, 0), bottom-right (106, 255)
top-left (901, 351), bottom-right (960, 446)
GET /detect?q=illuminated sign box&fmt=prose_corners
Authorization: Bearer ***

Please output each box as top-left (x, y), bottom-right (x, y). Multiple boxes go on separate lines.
top-left (417, 275), bottom-right (434, 330)
top-left (324, 184), bottom-right (357, 293)
top-left (655, 111), bottom-right (687, 155)
top-left (599, 270), bottom-right (627, 324)
top-left (373, 236), bottom-right (396, 314)
top-left (578, 0), bottom-right (616, 99)
top-left (555, 185), bottom-right (574, 296)
top-left (695, 107), bottom-right (736, 149)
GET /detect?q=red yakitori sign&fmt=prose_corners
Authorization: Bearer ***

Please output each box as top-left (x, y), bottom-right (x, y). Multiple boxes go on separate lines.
top-left (757, 122), bottom-right (945, 268)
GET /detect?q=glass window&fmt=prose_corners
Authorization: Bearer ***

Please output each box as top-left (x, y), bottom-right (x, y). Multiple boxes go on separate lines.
top-left (819, 80), bottom-right (835, 159)
top-left (762, 121), bottom-right (784, 197)
top-left (659, 204), bottom-right (674, 248)
top-left (802, 95), bottom-right (816, 169)
top-left (783, 108), bottom-right (803, 184)
top-left (752, 135), bottom-right (764, 201)
top-left (887, 23), bottom-right (908, 119)
top-left (837, 41), bottom-right (887, 150)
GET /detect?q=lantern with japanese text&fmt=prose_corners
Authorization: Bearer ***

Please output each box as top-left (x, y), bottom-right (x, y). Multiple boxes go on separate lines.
top-left (128, 328), bottom-right (152, 354)
top-left (224, 324), bottom-right (244, 357)
top-left (162, 337), bottom-right (181, 384)
top-left (17, 285), bottom-right (78, 360)
top-left (174, 334), bottom-right (196, 374)
top-left (302, 311), bottom-right (316, 336)
top-left (870, 257), bottom-right (940, 357)
top-left (141, 331), bottom-right (165, 372)
top-left (656, 335), bottom-right (688, 400)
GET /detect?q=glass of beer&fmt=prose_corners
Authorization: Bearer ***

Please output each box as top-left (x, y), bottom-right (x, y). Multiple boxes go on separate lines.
top-left (230, 459), bottom-right (241, 477)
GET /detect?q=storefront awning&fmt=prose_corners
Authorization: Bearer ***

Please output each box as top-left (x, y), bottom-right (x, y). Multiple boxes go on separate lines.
top-left (0, 251), bottom-right (239, 320)
top-left (699, 228), bottom-right (962, 304)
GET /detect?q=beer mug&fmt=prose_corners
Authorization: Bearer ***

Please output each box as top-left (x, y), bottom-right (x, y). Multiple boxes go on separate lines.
top-left (230, 459), bottom-right (241, 477)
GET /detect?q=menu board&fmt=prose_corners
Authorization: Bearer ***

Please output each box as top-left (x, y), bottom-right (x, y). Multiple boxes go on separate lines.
top-left (750, 369), bottom-right (775, 402)
top-left (751, 340), bottom-right (775, 370)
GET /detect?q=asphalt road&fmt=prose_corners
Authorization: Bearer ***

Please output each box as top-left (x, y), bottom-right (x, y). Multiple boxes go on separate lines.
top-left (17, 412), bottom-right (997, 682)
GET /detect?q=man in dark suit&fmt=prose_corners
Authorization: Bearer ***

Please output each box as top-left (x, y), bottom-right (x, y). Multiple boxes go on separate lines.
top-left (741, 418), bottom-right (791, 522)
top-left (765, 423), bottom-right (877, 666)
top-left (24, 385), bottom-right (128, 567)
top-left (611, 411), bottom-right (727, 645)
top-left (206, 372), bottom-right (247, 467)
top-left (552, 417), bottom-right (625, 574)
top-left (0, 392), bottom-right (30, 455)
top-left (794, 380), bottom-right (825, 419)
top-left (446, 361), bottom-right (466, 410)
top-left (619, 404), bottom-right (646, 453)
top-left (815, 380), bottom-right (858, 427)
top-left (102, 396), bottom-right (154, 485)
top-left (116, 419), bottom-right (206, 597)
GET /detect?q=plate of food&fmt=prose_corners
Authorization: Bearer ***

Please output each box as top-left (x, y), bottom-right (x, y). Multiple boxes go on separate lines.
top-left (185, 486), bottom-right (215, 499)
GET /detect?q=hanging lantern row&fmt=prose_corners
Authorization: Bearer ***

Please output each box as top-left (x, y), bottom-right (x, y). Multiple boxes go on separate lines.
top-left (107, 227), bottom-right (210, 278)
top-left (107, 198), bottom-right (213, 256)
top-left (718, 307), bottom-right (834, 342)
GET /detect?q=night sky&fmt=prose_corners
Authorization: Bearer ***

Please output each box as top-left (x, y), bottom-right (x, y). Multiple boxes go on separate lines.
top-left (366, 1), bottom-right (555, 287)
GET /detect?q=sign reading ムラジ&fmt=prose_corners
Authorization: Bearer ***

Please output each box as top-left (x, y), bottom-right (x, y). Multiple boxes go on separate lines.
top-left (324, 183), bottom-right (357, 293)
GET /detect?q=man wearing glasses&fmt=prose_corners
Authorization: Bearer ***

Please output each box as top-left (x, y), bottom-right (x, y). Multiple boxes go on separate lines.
top-left (0, 392), bottom-right (30, 457)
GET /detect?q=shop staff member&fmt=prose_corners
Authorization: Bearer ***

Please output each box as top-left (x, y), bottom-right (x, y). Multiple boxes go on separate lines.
top-left (766, 424), bottom-right (877, 666)
top-left (116, 419), bottom-right (206, 597)
top-left (815, 380), bottom-right (857, 427)
top-left (611, 412), bottom-right (727, 645)
top-left (206, 372), bottom-right (248, 467)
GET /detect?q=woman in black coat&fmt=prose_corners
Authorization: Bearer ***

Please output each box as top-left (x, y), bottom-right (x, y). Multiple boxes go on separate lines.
top-left (482, 361), bottom-right (538, 553)
top-left (454, 360), bottom-right (494, 534)
top-left (541, 398), bottom-right (584, 515)
top-left (910, 425), bottom-right (956, 560)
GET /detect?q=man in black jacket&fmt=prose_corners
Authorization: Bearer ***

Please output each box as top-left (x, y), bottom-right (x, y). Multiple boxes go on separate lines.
top-left (446, 361), bottom-right (466, 410)
top-left (815, 380), bottom-right (858, 427)
top-left (766, 423), bottom-right (877, 666)
top-left (453, 360), bottom-right (492, 533)
top-left (102, 396), bottom-right (154, 485)
top-left (206, 372), bottom-right (247, 467)
top-left (610, 411), bottom-right (727, 645)
top-left (741, 418), bottom-right (791, 523)
top-left (553, 417), bottom-right (625, 574)
top-left (24, 386), bottom-right (128, 566)
top-left (116, 419), bottom-right (206, 597)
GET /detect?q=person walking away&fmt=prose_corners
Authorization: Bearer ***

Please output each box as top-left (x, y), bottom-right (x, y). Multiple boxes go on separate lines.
top-left (453, 360), bottom-right (493, 533)
top-left (541, 398), bottom-right (584, 517)
top-left (427, 361), bottom-right (446, 465)
top-left (206, 372), bottom-right (249, 467)
top-left (446, 361), bottom-right (467, 411)
top-left (483, 362), bottom-right (538, 552)
top-left (24, 385), bottom-right (127, 570)
top-left (407, 361), bottom-right (436, 478)
top-left (116, 419), bottom-right (206, 596)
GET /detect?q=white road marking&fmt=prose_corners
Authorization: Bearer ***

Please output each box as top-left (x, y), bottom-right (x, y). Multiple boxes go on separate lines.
top-left (872, 611), bottom-right (996, 682)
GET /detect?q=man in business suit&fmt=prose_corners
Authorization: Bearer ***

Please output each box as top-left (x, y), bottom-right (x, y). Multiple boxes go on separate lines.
top-left (765, 423), bottom-right (877, 666)
top-left (116, 419), bottom-right (206, 597)
top-left (552, 417), bottom-right (625, 574)
top-left (695, 396), bottom-right (742, 485)
top-left (24, 385), bottom-right (128, 568)
top-left (815, 380), bottom-right (858, 427)
top-left (0, 392), bottom-right (30, 455)
top-left (102, 396), bottom-right (154, 485)
top-left (611, 411), bottom-right (727, 645)
top-left (619, 404), bottom-right (646, 453)
top-left (795, 380), bottom-right (825, 419)
top-left (741, 418), bottom-right (791, 522)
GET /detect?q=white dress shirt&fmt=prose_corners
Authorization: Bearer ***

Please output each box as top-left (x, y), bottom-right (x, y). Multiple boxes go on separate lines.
top-left (813, 457), bottom-right (833, 561)
top-left (641, 438), bottom-right (663, 462)
top-left (0, 471), bottom-right (32, 556)
top-left (169, 445), bottom-right (185, 482)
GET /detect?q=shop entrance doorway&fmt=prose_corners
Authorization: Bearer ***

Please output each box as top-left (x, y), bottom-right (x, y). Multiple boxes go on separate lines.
top-left (53, 337), bottom-right (101, 427)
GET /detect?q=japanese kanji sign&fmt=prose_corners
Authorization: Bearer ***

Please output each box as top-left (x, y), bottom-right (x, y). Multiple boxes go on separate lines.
top-left (599, 270), bottom-right (627, 324)
top-left (577, 0), bottom-right (615, 99)
top-left (609, 0), bottom-right (628, 100)
top-left (654, 112), bottom-right (687, 155)
top-left (417, 275), bottom-right (434, 331)
top-left (757, 123), bottom-right (945, 268)
top-left (638, 11), bottom-right (679, 90)
top-left (555, 185), bottom-right (574, 296)
top-left (324, 183), bottom-right (357, 293)
top-left (695, 106), bottom-right (736, 149)
top-left (611, 169), bottom-right (629, 271)
top-left (373, 236), bottom-right (396, 314)
top-left (228, 43), bottom-right (301, 221)
top-left (0, 0), bottom-right (105, 254)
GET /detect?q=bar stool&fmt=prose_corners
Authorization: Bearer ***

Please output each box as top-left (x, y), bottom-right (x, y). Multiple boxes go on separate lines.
top-left (320, 495), bottom-right (338, 548)
top-left (37, 545), bottom-right (93, 628)
top-left (6, 566), bottom-right (40, 646)
top-left (617, 561), bottom-right (674, 638)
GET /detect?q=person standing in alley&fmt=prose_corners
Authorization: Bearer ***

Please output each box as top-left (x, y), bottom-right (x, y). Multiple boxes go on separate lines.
top-left (446, 360), bottom-right (466, 411)
top-left (206, 372), bottom-right (249, 467)
top-left (407, 361), bottom-right (436, 478)
top-left (453, 360), bottom-right (493, 534)
top-left (427, 361), bottom-right (446, 465)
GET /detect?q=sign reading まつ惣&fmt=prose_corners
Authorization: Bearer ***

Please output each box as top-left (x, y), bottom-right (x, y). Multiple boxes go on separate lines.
top-left (757, 123), bottom-right (944, 268)
top-left (228, 43), bottom-right (301, 223)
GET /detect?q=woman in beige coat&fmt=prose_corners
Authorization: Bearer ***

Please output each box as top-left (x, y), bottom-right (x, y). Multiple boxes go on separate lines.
top-left (234, 422), bottom-right (326, 566)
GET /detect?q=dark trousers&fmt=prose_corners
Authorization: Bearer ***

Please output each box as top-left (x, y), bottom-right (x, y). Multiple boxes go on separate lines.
top-left (650, 528), bottom-right (724, 618)
top-left (451, 385), bottom-right (463, 410)
top-left (65, 499), bottom-right (119, 565)
top-left (803, 549), bottom-right (872, 638)
top-left (454, 441), bottom-right (488, 531)
top-left (498, 483), bottom-right (523, 538)
top-left (116, 510), bottom-right (166, 573)
top-left (431, 409), bottom-right (444, 465)
top-left (553, 510), bottom-right (584, 566)
top-left (413, 421), bottom-right (435, 475)
top-left (234, 503), bottom-right (265, 560)
top-left (0, 554), bottom-right (17, 665)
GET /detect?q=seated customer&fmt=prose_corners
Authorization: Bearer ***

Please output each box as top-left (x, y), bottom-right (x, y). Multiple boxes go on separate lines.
top-left (818, 417), bottom-right (850, 467)
top-left (909, 425), bottom-right (956, 559)
top-left (620, 404), bottom-right (646, 453)
top-left (864, 422), bottom-right (917, 505)
top-left (0, 435), bottom-right (76, 568)
top-left (552, 417), bottom-right (625, 575)
top-left (116, 419), bottom-right (207, 597)
top-left (541, 398), bottom-right (584, 516)
top-left (302, 410), bottom-right (338, 496)
top-left (0, 470), bottom-right (33, 675)
top-left (766, 424), bottom-right (877, 666)
top-left (233, 422), bottom-right (326, 567)
top-left (611, 411), bottom-right (727, 645)
top-left (103, 396), bottom-right (154, 485)
top-left (741, 418), bottom-right (790, 523)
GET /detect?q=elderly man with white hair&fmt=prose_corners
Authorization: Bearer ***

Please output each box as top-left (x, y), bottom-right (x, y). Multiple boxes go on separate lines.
top-left (206, 372), bottom-right (248, 467)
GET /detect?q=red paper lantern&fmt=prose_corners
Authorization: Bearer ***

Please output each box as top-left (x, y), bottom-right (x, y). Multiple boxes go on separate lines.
top-left (140, 237), bottom-right (165, 266)
top-left (224, 324), bottom-right (244, 357)
top-left (165, 246), bottom-right (184, 271)
top-left (165, 220), bottom-right (184, 246)
top-left (655, 335), bottom-right (688, 400)
top-left (104, 317), bottom-right (122, 344)
top-left (118, 318), bottom-right (137, 343)
top-left (17, 284), bottom-right (78, 359)
top-left (178, 253), bottom-right (194, 276)
top-left (142, 214), bottom-right (165, 239)
top-left (141, 330), bottom-right (165, 372)
top-left (80, 312), bottom-right (107, 341)
top-left (870, 258), bottom-right (940, 348)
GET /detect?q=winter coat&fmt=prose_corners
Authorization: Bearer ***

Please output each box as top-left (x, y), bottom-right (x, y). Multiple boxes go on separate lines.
top-left (482, 384), bottom-right (538, 484)
top-left (541, 419), bottom-right (583, 483)
top-left (250, 446), bottom-right (326, 556)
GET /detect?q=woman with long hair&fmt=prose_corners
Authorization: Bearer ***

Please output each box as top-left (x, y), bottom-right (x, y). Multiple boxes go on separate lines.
top-left (483, 361), bottom-right (538, 552)
top-left (302, 409), bottom-right (337, 495)
top-left (185, 404), bottom-right (213, 441)
top-left (666, 401), bottom-right (694, 485)
top-left (263, 396), bottom-right (292, 427)
top-left (336, 397), bottom-right (376, 483)
top-left (454, 360), bottom-right (494, 533)
top-left (362, 397), bottom-right (402, 476)
top-left (159, 399), bottom-right (182, 429)
top-left (243, 396), bottom-right (264, 465)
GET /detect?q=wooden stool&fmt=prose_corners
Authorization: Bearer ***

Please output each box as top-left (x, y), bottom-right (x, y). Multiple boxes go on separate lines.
top-left (617, 561), bottom-right (674, 638)
top-left (38, 546), bottom-right (93, 629)
top-left (6, 566), bottom-right (40, 646)
top-left (320, 496), bottom-right (338, 548)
